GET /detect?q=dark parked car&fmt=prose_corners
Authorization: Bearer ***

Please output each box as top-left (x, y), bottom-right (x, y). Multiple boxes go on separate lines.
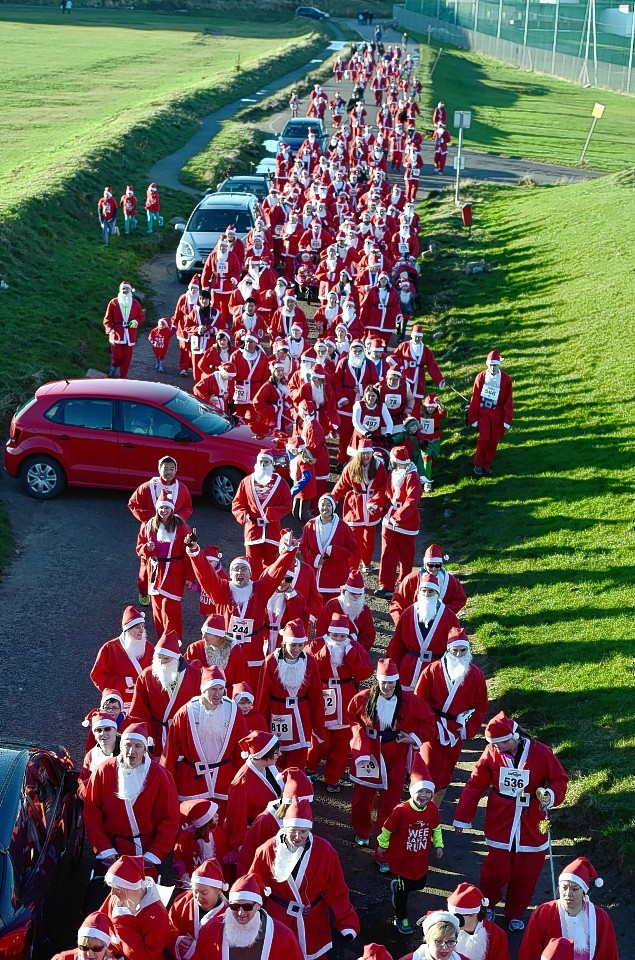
top-left (295, 5), bottom-right (330, 19)
top-left (214, 175), bottom-right (272, 201)
top-left (0, 739), bottom-right (83, 960)
top-left (277, 117), bottom-right (328, 157)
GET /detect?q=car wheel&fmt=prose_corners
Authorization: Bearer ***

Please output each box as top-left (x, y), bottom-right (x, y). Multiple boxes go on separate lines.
top-left (20, 455), bottom-right (67, 499)
top-left (176, 269), bottom-right (190, 285)
top-left (207, 467), bottom-right (245, 510)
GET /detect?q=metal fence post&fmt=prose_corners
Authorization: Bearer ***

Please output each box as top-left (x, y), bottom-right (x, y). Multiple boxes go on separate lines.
top-left (496, 0), bottom-right (503, 39)
top-left (551, 0), bottom-right (560, 73)
top-left (627, 4), bottom-right (635, 93)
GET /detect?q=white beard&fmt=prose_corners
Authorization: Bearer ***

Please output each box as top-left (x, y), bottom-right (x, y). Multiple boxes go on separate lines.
top-left (311, 384), bottom-right (325, 405)
top-left (197, 834), bottom-right (217, 861)
top-left (376, 693), bottom-right (397, 731)
top-left (267, 590), bottom-right (287, 625)
top-left (348, 355), bottom-right (364, 370)
top-left (416, 596), bottom-right (439, 625)
top-left (120, 629), bottom-right (146, 661)
top-left (205, 642), bottom-right (231, 669)
top-left (118, 292), bottom-right (133, 312)
top-left (444, 650), bottom-right (472, 685)
top-left (485, 368), bottom-right (501, 387)
top-left (340, 592), bottom-right (364, 620)
top-left (411, 341), bottom-right (424, 359)
top-left (391, 466), bottom-right (407, 494)
top-left (456, 923), bottom-right (489, 960)
top-left (152, 656), bottom-right (179, 690)
top-left (224, 908), bottom-right (262, 948)
top-left (89, 743), bottom-right (112, 771)
top-left (254, 465), bottom-right (274, 485)
top-left (117, 756), bottom-right (149, 801)
top-left (562, 909), bottom-right (590, 954)
top-left (325, 639), bottom-right (347, 670)
top-left (230, 581), bottom-right (253, 607)
top-left (324, 304), bottom-right (339, 321)
top-left (273, 837), bottom-right (305, 882)
top-left (186, 290), bottom-right (199, 307)
top-left (277, 655), bottom-right (307, 698)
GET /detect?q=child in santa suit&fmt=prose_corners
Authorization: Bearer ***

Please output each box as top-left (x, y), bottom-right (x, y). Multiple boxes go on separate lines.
top-left (173, 799), bottom-right (227, 886)
top-left (120, 185), bottom-right (137, 234)
top-left (376, 756), bottom-right (444, 935)
top-left (148, 318), bottom-right (173, 373)
top-left (196, 545), bottom-right (228, 617)
top-left (289, 445), bottom-right (317, 523)
top-left (145, 182), bottom-right (163, 233)
top-left (231, 683), bottom-right (268, 734)
top-left (419, 394), bottom-right (447, 492)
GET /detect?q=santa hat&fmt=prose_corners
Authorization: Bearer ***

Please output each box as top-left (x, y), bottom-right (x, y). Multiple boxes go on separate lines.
top-left (424, 544), bottom-right (449, 564)
top-left (232, 682), bottom-right (255, 704)
top-left (155, 629), bottom-right (181, 659)
top-left (240, 730), bottom-right (279, 760)
top-left (258, 449), bottom-right (274, 462)
top-left (83, 709), bottom-right (117, 732)
top-left (120, 722), bottom-right (149, 748)
top-left (122, 606), bottom-right (145, 631)
top-left (386, 363), bottom-right (402, 377)
top-left (345, 571), bottom-right (365, 594)
top-left (485, 711), bottom-right (518, 743)
top-left (419, 573), bottom-right (440, 594)
top-left (281, 767), bottom-right (314, 802)
top-left (356, 438), bottom-right (374, 452)
top-left (358, 945), bottom-right (393, 960)
top-left (446, 626), bottom-right (470, 649)
top-left (243, 333), bottom-right (259, 344)
top-left (220, 362), bottom-right (236, 377)
top-left (228, 873), bottom-right (270, 905)
top-left (312, 363), bottom-right (326, 378)
top-left (201, 665), bottom-right (226, 692)
top-left (158, 455), bottom-right (177, 469)
top-left (390, 445), bottom-right (410, 465)
top-left (192, 858), bottom-right (228, 890)
top-left (105, 186), bottom-right (113, 194)
top-left (419, 911), bottom-right (460, 937)
top-left (100, 688), bottom-right (124, 710)
top-left (230, 556), bottom-right (251, 573)
top-left (411, 324), bottom-right (425, 335)
top-left (156, 491), bottom-right (175, 511)
top-left (189, 275), bottom-right (201, 288)
top-left (376, 657), bottom-right (399, 683)
top-left (318, 494), bottom-right (336, 511)
top-left (409, 752), bottom-right (435, 796)
top-left (270, 359), bottom-right (285, 372)
top-left (487, 350), bottom-right (503, 364)
top-left (273, 338), bottom-right (290, 352)
top-left (281, 619), bottom-right (307, 644)
top-left (105, 855), bottom-right (146, 891)
top-left (226, 224), bottom-right (236, 233)
top-left (149, 182), bottom-right (158, 190)
top-left (202, 614), bottom-right (226, 638)
top-left (559, 857), bottom-right (604, 893)
top-left (216, 329), bottom-right (230, 340)
top-left (447, 882), bottom-right (489, 915)
top-left (78, 913), bottom-right (113, 947)
top-left (180, 798), bottom-right (219, 829)
top-left (298, 399), bottom-right (316, 417)
top-left (327, 612), bottom-right (350, 635)
top-left (283, 797), bottom-right (313, 829)
top-left (423, 394), bottom-right (439, 408)
top-left (369, 338), bottom-right (384, 351)
top-left (302, 348), bottom-right (317, 363)
top-left (541, 940), bottom-right (574, 960)
top-left (204, 544), bottom-right (222, 561)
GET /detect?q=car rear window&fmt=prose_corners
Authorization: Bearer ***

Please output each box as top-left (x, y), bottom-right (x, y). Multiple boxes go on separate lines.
top-left (283, 120), bottom-right (324, 138)
top-left (165, 391), bottom-right (233, 437)
top-left (187, 208), bottom-right (254, 233)
top-left (45, 398), bottom-right (114, 430)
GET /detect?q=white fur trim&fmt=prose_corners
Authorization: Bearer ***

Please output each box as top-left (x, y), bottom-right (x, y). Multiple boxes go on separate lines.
top-left (120, 731), bottom-right (148, 747)
top-left (560, 872), bottom-right (590, 894)
top-left (228, 891), bottom-right (263, 904)
top-left (104, 870), bottom-right (146, 891)
top-left (410, 780), bottom-right (435, 795)
top-left (284, 818), bottom-right (313, 829)
top-left (78, 928), bottom-right (111, 946)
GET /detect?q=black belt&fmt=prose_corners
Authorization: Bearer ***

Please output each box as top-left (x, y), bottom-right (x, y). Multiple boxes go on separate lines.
top-left (366, 727), bottom-right (399, 744)
top-left (322, 677), bottom-right (353, 687)
top-left (181, 756), bottom-right (233, 776)
top-left (433, 707), bottom-right (460, 722)
top-left (271, 693), bottom-right (308, 704)
top-left (152, 554), bottom-right (184, 563)
top-left (270, 892), bottom-right (323, 918)
top-left (110, 831), bottom-right (153, 842)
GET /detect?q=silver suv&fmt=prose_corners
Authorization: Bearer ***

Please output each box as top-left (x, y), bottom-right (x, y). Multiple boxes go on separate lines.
top-left (175, 193), bottom-right (259, 284)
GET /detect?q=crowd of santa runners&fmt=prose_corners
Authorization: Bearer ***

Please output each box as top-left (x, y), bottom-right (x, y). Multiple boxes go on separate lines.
top-left (78, 35), bottom-right (621, 960)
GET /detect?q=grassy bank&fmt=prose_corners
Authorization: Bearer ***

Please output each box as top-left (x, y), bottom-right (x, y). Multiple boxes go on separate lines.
top-left (416, 171), bottom-right (635, 865)
top-left (417, 42), bottom-right (635, 171)
top-left (180, 125), bottom-right (268, 191)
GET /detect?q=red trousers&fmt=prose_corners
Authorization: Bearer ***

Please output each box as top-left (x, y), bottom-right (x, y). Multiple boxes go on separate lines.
top-left (378, 526), bottom-right (416, 591)
top-left (351, 524), bottom-right (379, 568)
top-left (211, 291), bottom-right (232, 324)
top-left (474, 411), bottom-right (506, 469)
top-left (390, 151), bottom-right (403, 171)
top-left (337, 416), bottom-right (354, 465)
top-left (150, 593), bottom-right (183, 640)
top-left (480, 845), bottom-right (546, 920)
top-left (306, 726), bottom-right (351, 786)
top-left (405, 178), bottom-right (420, 201)
top-left (178, 341), bottom-right (191, 373)
top-left (420, 739), bottom-right (462, 792)
top-left (351, 754), bottom-right (408, 843)
top-left (276, 746), bottom-right (309, 770)
top-left (245, 541), bottom-right (277, 580)
top-left (434, 150), bottom-right (448, 173)
top-left (110, 343), bottom-right (135, 378)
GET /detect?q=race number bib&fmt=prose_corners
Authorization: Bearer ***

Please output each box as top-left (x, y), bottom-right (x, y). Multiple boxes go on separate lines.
top-left (362, 415), bottom-right (381, 432)
top-left (311, 239), bottom-right (321, 250)
top-left (274, 224), bottom-right (283, 236)
top-left (234, 383), bottom-right (250, 404)
top-left (228, 615), bottom-right (254, 643)
top-left (217, 261), bottom-right (229, 275)
top-left (398, 242), bottom-right (409, 254)
top-left (411, 167), bottom-right (421, 177)
top-left (323, 688), bottom-right (338, 717)
top-left (271, 714), bottom-right (293, 741)
top-left (355, 755), bottom-right (380, 779)
top-left (385, 393), bottom-right (401, 410)
top-left (481, 382), bottom-right (500, 404)
top-left (420, 417), bottom-right (435, 435)
top-left (498, 767), bottom-right (530, 798)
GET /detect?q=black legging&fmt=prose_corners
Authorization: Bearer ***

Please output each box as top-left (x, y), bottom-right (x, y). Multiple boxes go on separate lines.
top-left (394, 872), bottom-right (428, 920)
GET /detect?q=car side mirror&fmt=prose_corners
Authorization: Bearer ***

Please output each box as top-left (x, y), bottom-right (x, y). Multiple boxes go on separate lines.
top-left (174, 221), bottom-right (186, 232)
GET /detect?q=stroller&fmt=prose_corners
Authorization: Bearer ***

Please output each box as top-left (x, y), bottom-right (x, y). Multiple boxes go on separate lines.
top-left (293, 249), bottom-right (320, 305)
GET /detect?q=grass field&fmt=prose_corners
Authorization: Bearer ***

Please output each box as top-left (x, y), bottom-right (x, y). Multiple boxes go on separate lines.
top-left (416, 170), bottom-right (635, 864)
top-left (417, 42), bottom-right (635, 171)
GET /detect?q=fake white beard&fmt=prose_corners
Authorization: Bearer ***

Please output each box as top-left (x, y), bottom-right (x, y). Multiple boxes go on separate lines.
top-left (277, 655), bottom-right (307, 699)
top-left (89, 743), bottom-right (113, 771)
top-left (340, 591), bottom-right (364, 620)
top-left (186, 290), bottom-right (199, 307)
top-left (444, 649), bottom-right (472, 685)
top-left (117, 755), bottom-right (149, 800)
top-left (118, 292), bottom-right (133, 312)
top-left (410, 340), bottom-right (424, 359)
top-left (562, 909), bottom-right (590, 954)
top-left (197, 834), bottom-right (217, 861)
top-left (230, 581), bottom-right (253, 606)
top-left (253, 465), bottom-right (274, 485)
top-left (484, 367), bottom-right (501, 386)
top-left (224, 907), bottom-right (262, 947)
top-left (311, 384), bottom-right (325, 405)
top-left (217, 249), bottom-right (229, 264)
top-left (456, 922), bottom-right (489, 960)
top-left (205, 641), bottom-right (231, 669)
top-left (348, 354), bottom-right (364, 370)
top-left (267, 590), bottom-right (287, 624)
top-left (120, 629), bottom-right (146, 661)
top-left (326, 257), bottom-right (338, 272)
top-left (376, 693), bottom-right (397, 731)
top-left (152, 655), bottom-right (179, 690)
top-left (324, 304), bottom-right (339, 321)
top-left (416, 595), bottom-right (439, 625)
top-left (273, 836), bottom-right (305, 882)
top-left (391, 466), bottom-right (407, 494)
top-left (325, 638), bottom-right (347, 669)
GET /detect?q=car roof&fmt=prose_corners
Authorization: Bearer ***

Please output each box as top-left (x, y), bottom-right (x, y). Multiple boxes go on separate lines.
top-left (34, 378), bottom-right (180, 403)
top-left (0, 743), bottom-right (30, 849)
top-left (196, 193), bottom-right (257, 210)
top-left (220, 176), bottom-right (268, 185)
top-left (283, 118), bottom-right (325, 131)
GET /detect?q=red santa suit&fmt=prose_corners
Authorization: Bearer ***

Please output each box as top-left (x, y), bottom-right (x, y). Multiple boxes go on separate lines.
top-left (237, 802), bottom-right (283, 876)
top-left (91, 636), bottom-right (153, 711)
top-left (184, 639), bottom-right (248, 688)
top-left (393, 336), bottom-right (445, 416)
top-left (264, 584), bottom-right (309, 657)
top-left (292, 406), bottom-right (330, 501)
top-left (102, 882), bottom-right (169, 960)
top-left (286, 554), bottom-right (324, 626)
top-left (201, 247), bottom-right (241, 323)
top-left (331, 452), bottom-right (388, 569)
top-left (453, 724), bottom-right (569, 922)
top-left (228, 345), bottom-right (270, 422)
top-left (299, 513), bottom-right (358, 601)
top-left (517, 899), bottom-right (619, 960)
top-left (168, 892), bottom-right (225, 960)
top-left (390, 565), bottom-right (467, 623)
top-left (296, 378), bottom-right (339, 439)
top-left (467, 362), bottom-right (514, 472)
top-left (173, 286), bottom-right (201, 373)
top-left (129, 657), bottom-right (202, 756)
top-left (433, 103), bottom-right (447, 125)
top-left (315, 588), bottom-right (375, 653)
top-left (251, 831), bottom-right (359, 959)
top-left (349, 398), bottom-right (394, 454)
top-left (433, 126), bottom-right (451, 173)
top-left (281, 222), bottom-right (303, 280)
top-left (390, 227), bottom-right (420, 262)
top-left (403, 147), bottom-right (423, 202)
top-left (360, 283), bottom-right (402, 347)
top-left (256, 644), bottom-right (326, 770)
top-left (386, 597), bottom-right (460, 690)
top-left (269, 304), bottom-right (310, 342)
top-left (414, 653), bottom-right (488, 790)
top-left (333, 353), bottom-right (379, 465)
top-left (224, 754), bottom-right (284, 852)
top-left (192, 907), bottom-right (304, 960)
top-left (374, 458), bottom-right (422, 593)
top-left (136, 520), bottom-right (193, 640)
top-left (84, 755), bottom-right (180, 865)
top-left (232, 471), bottom-right (292, 578)
top-left (194, 368), bottom-right (235, 413)
top-left (388, 127), bottom-right (407, 170)
top-left (162, 694), bottom-right (248, 804)
top-left (103, 292), bottom-right (145, 378)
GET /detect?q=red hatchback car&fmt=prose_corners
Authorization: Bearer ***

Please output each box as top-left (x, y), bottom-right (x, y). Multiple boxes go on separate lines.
top-left (4, 378), bottom-right (288, 509)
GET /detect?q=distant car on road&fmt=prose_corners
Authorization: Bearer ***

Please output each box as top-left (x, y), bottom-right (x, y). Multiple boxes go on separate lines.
top-left (295, 5), bottom-right (330, 19)
top-left (174, 192), bottom-right (259, 284)
top-left (214, 175), bottom-right (272, 201)
top-left (4, 378), bottom-right (289, 509)
top-left (0, 738), bottom-right (83, 960)
top-left (277, 117), bottom-right (328, 157)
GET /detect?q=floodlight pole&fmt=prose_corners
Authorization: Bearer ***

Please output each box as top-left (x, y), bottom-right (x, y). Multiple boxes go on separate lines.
top-left (551, 0), bottom-right (560, 73)
top-left (496, 0), bottom-right (503, 38)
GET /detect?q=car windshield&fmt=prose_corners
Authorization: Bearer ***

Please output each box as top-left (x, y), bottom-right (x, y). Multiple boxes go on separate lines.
top-left (165, 391), bottom-right (233, 436)
top-left (283, 120), bottom-right (322, 139)
top-left (187, 207), bottom-right (253, 233)
top-left (220, 182), bottom-right (268, 199)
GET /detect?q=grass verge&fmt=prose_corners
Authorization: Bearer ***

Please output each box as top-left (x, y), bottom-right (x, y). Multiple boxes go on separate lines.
top-left (415, 170), bottom-right (635, 867)
top-left (180, 125), bottom-right (269, 191)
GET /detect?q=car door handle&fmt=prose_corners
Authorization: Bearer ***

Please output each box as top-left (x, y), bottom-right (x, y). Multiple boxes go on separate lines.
top-left (54, 434), bottom-right (70, 440)
top-left (120, 442), bottom-right (136, 448)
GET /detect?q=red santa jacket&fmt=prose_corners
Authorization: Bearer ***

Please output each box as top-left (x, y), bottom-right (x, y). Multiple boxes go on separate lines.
top-left (161, 695), bottom-right (248, 801)
top-left (183, 640), bottom-right (248, 688)
top-left (315, 595), bottom-right (375, 653)
top-left (201, 250), bottom-right (241, 294)
top-left (128, 478), bottom-right (193, 523)
top-left (287, 557), bottom-right (324, 624)
top-left (467, 370), bottom-right (514, 427)
top-left (136, 521), bottom-right (193, 601)
top-left (193, 370), bottom-right (235, 413)
top-left (517, 899), bottom-right (619, 960)
top-left (381, 798), bottom-right (441, 880)
top-left (360, 286), bottom-right (402, 338)
top-left (224, 759), bottom-right (284, 850)
top-left (192, 909), bottom-right (304, 960)
top-left (230, 348), bottom-right (271, 409)
top-left (386, 601), bottom-right (460, 690)
top-left (334, 356), bottom-right (379, 418)
top-left (103, 297), bottom-right (145, 347)
top-left (453, 738), bottom-right (569, 852)
top-left (305, 635), bottom-right (373, 730)
top-left (84, 755), bottom-right (179, 863)
top-left (168, 894), bottom-right (225, 960)
top-left (231, 473), bottom-right (292, 549)
top-left (390, 567), bottom-right (467, 623)
top-left (251, 834), bottom-right (359, 958)
top-left (378, 378), bottom-right (413, 429)
top-left (236, 802), bottom-right (281, 875)
top-left (253, 380), bottom-right (292, 433)
top-left (292, 415), bottom-right (330, 486)
top-left (415, 659), bottom-right (489, 747)
top-left (371, 463), bottom-right (422, 536)
top-left (299, 516), bottom-right (359, 595)
top-left (101, 885), bottom-right (170, 960)
top-left (331, 456), bottom-right (387, 529)
top-left (394, 342), bottom-right (445, 399)
top-left (296, 381), bottom-right (340, 435)
top-left (256, 648), bottom-right (326, 750)
top-left (433, 127), bottom-right (451, 154)
top-left (90, 637), bottom-right (153, 705)
top-left (390, 229), bottom-right (419, 261)
top-left (129, 658), bottom-right (202, 755)
top-left (173, 824), bottom-right (228, 880)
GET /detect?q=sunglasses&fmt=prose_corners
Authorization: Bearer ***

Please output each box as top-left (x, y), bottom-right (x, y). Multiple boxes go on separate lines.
top-left (78, 946), bottom-right (107, 954)
top-left (229, 903), bottom-right (258, 913)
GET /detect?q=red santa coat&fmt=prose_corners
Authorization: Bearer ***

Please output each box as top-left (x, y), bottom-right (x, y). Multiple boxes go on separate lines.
top-left (102, 885), bottom-right (170, 960)
top-left (90, 637), bottom-right (153, 706)
top-left (386, 601), bottom-right (460, 690)
top-left (103, 297), bottom-right (145, 347)
top-left (129, 658), bottom-right (202, 754)
top-left (128, 478), bottom-right (193, 523)
top-left (379, 378), bottom-right (413, 429)
top-left (433, 127), bottom-right (451, 154)
top-left (168, 893), bottom-right (225, 960)
top-left (467, 370), bottom-right (514, 428)
top-left (382, 798), bottom-right (441, 879)
top-left (232, 473), bottom-right (292, 550)
top-left (265, 587), bottom-right (309, 655)
top-left (390, 230), bottom-right (419, 261)
top-left (84, 755), bottom-right (179, 863)
top-left (315, 595), bottom-right (375, 653)
top-left (288, 557), bottom-right (324, 624)
top-left (393, 342), bottom-right (444, 399)
top-left (174, 824), bottom-right (228, 880)
top-left (296, 381), bottom-right (340, 436)
top-left (360, 285), bottom-right (402, 340)
top-left (184, 640), bottom-right (248, 687)
top-left (305, 636), bottom-right (373, 731)
top-left (193, 370), bottom-right (235, 413)
top-left (517, 900), bottom-right (619, 960)
top-left (372, 464), bottom-right (422, 536)
top-left (192, 909), bottom-right (304, 960)
top-left (230, 349), bottom-right (271, 413)
top-left (237, 803), bottom-right (281, 875)
top-left (334, 356), bottom-right (379, 417)
top-left (224, 759), bottom-right (284, 850)
top-left (253, 380), bottom-right (292, 432)
top-left (251, 834), bottom-right (360, 959)
top-left (299, 516), bottom-right (358, 595)
top-left (161, 695), bottom-right (248, 801)
top-left (270, 305), bottom-right (310, 341)
top-left (136, 522), bottom-right (193, 601)
top-left (201, 249), bottom-right (241, 294)
top-left (256, 649), bottom-right (326, 751)
top-left (390, 567), bottom-right (467, 622)
top-left (292, 416), bottom-right (330, 487)
top-left (331, 458), bottom-right (388, 529)
top-left (453, 738), bottom-right (569, 851)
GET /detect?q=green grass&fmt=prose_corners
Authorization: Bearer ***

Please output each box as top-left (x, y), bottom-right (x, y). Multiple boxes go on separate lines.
top-left (181, 123), bottom-right (268, 191)
top-left (417, 41), bottom-right (635, 171)
top-left (415, 170), bottom-right (635, 867)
